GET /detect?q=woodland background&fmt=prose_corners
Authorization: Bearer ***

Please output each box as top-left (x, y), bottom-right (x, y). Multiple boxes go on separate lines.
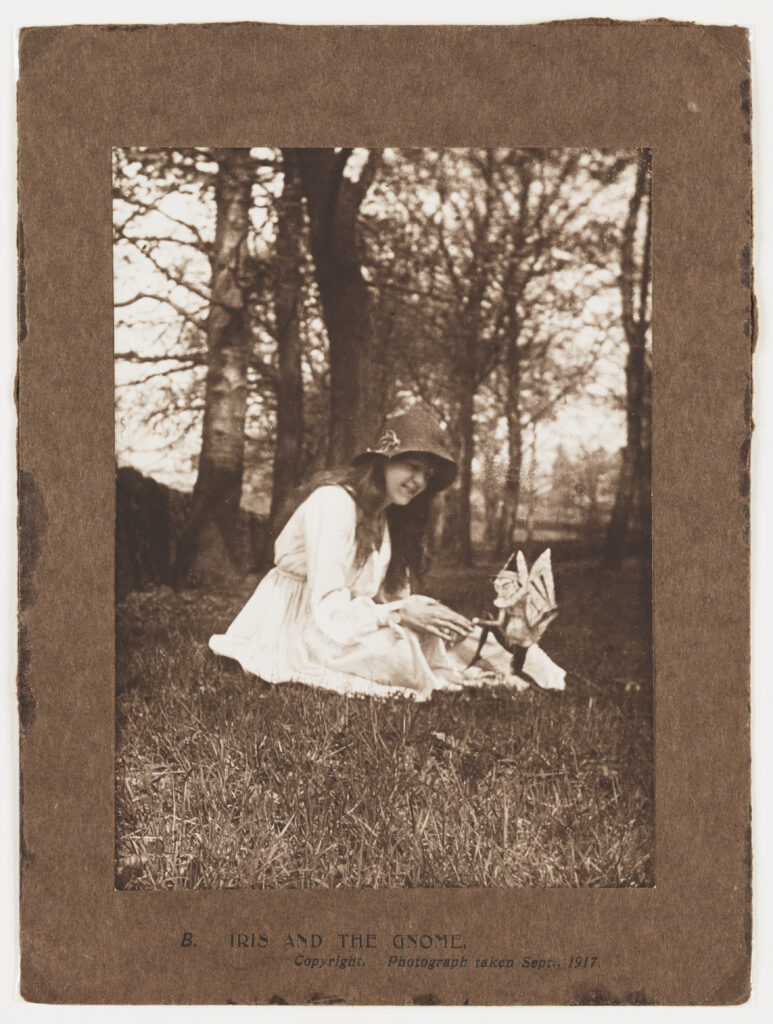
top-left (114, 147), bottom-right (651, 593)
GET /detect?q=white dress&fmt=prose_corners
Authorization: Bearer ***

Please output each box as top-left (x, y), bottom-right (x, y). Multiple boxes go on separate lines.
top-left (209, 485), bottom-right (564, 700)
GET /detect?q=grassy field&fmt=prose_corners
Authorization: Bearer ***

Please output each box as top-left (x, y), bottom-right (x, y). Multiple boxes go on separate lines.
top-left (115, 558), bottom-right (653, 889)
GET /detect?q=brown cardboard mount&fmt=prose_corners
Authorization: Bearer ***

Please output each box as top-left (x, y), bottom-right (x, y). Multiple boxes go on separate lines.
top-left (17, 21), bottom-right (752, 1005)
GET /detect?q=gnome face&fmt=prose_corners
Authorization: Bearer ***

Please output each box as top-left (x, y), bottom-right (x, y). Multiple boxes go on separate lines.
top-left (493, 571), bottom-right (526, 609)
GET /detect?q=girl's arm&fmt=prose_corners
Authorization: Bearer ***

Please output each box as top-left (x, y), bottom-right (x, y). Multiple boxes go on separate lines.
top-left (304, 487), bottom-right (472, 645)
top-left (304, 487), bottom-right (406, 646)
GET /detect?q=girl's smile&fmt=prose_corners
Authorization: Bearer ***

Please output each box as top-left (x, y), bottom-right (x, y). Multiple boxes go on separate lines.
top-left (384, 456), bottom-right (431, 506)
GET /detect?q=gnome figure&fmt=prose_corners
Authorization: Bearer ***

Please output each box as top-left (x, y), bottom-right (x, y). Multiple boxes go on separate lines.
top-left (468, 549), bottom-right (562, 687)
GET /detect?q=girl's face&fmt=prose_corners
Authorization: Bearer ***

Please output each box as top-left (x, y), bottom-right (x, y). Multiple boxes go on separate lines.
top-left (384, 455), bottom-right (431, 506)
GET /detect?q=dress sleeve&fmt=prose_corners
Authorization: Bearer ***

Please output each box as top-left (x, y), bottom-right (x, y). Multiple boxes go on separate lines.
top-left (303, 487), bottom-right (405, 646)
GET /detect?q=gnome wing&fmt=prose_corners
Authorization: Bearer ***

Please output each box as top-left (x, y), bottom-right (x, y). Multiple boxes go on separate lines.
top-left (525, 549), bottom-right (558, 634)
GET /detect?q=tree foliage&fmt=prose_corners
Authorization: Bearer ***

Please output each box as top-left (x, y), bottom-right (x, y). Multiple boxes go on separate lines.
top-left (114, 147), bottom-right (651, 585)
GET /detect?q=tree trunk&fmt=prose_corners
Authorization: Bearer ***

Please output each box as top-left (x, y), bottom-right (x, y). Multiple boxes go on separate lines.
top-left (497, 331), bottom-right (523, 558)
top-left (444, 387), bottom-right (475, 567)
top-left (497, 426), bottom-right (522, 558)
top-left (603, 152), bottom-right (652, 569)
top-left (270, 150), bottom-right (306, 528)
top-left (635, 358), bottom-right (653, 546)
top-left (174, 149), bottom-right (256, 588)
top-left (496, 166), bottom-right (531, 558)
top-left (480, 442), bottom-right (502, 550)
top-left (603, 440), bottom-right (637, 566)
top-left (459, 401), bottom-right (475, 567)
top-left (296, 148), bottom-right (381, 463)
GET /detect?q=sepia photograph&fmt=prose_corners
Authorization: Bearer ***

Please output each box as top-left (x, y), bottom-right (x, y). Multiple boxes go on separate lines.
top-left (113, 146), bottom-right (654, 891)
top-left (16, 12), bottom-right (756, 1003)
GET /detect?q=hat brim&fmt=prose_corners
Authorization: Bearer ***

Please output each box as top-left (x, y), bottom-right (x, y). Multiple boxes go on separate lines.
top-left (352, 449), bottom-right (457, 492)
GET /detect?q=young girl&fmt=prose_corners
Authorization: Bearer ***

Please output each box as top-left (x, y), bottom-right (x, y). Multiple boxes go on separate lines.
top-left (209, 409), bottom-right (564, 699)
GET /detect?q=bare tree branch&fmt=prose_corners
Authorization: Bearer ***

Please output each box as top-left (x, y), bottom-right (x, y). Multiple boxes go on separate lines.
top-left (116, 362), bottom-right (204, 387)
top-left (114, 225), bottom-right (215, 306)
top-left (114, 291), bottom-right (208, 326)
top-left (113, 190), bottom-right (211, 249)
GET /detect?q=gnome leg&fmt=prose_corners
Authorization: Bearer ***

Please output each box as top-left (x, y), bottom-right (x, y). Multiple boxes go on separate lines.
top-left (522, 644), bottom-right (566, 691)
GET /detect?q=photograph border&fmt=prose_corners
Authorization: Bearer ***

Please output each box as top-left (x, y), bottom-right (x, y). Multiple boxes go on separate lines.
top-left (18, 21), bottom-right (751, 1004)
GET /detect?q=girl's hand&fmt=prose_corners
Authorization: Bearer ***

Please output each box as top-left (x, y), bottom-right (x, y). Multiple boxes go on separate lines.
top-left (398, 596), bottom-right (474, 643)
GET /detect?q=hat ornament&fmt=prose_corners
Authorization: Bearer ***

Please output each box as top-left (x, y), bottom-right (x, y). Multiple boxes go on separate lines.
top-left (372, 429), bottom-right (401, 456)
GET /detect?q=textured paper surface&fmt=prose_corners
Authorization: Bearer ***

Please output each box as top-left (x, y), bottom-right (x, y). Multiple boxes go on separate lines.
top-left (17, 21), bottom-right (752, 1004)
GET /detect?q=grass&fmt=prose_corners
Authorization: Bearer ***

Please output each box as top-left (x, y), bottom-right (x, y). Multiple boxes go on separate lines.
top-left (115, 558), bottom-right (653, 889)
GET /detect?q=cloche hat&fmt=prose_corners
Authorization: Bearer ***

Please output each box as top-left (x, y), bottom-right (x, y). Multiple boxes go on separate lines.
top-left (352, 408), bottom-right (457, 492)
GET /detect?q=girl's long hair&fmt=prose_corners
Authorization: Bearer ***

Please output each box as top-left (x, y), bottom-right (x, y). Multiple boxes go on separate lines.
top-left (274, 457), bottom-right (433, 595)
